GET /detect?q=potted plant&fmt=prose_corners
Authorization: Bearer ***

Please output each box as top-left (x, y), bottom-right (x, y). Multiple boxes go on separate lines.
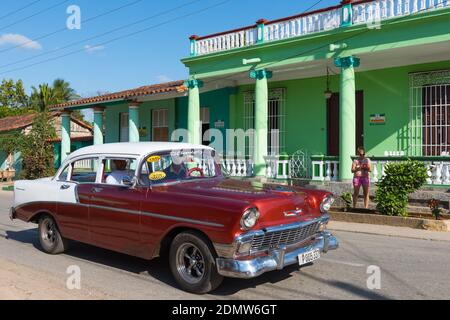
top-left (341, 192), bottom-right (353, 212)
top-left (428, 198), bottom-right (443, 220)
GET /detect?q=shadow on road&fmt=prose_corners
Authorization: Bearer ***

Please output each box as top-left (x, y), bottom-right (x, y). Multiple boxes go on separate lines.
top-left (5, 228), bottom-right (305, 295)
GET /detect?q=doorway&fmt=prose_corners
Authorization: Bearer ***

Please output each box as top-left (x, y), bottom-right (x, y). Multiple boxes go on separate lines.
top-left (327, 91), bottom-right (364, 156)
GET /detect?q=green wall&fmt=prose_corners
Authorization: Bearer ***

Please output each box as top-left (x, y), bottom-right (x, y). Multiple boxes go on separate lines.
top-left (176, 87), bottom-right (233, 147)
top-left (229, 60), bottom-right (450, 157)
top-left (105, 99), bottom-right (176, 143)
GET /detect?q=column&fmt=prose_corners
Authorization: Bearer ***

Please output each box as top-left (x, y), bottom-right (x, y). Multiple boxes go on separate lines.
top-left (250, 69), bottom-right (272, 177)
top-left (334, 56), bottom-right (360, 181)
top-left (92, 106), bottom-right (104, 145)
top-left (185, 79), bottom-right (203, 145)
top-left (128, 101), bottom-right (141, 143)
top-left (60, 111), bottom-right (71, 162)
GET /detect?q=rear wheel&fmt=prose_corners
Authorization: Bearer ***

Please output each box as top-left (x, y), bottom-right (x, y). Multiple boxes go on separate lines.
top-left (169, 231), bottom-right (223, 294)
top-left (38, 215), bottom-right (68, 254)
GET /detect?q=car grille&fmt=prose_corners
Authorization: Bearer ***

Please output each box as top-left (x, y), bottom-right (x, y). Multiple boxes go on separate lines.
top-left (250, 221), bottom-right (321, 252)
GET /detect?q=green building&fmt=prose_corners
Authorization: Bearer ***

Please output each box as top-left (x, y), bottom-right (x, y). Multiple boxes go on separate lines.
top-left (52, 0), bottom-right (450, 185)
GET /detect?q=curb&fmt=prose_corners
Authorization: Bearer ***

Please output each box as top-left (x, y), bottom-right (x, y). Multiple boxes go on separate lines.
top-left (329, 211), bottom-right (450, 232)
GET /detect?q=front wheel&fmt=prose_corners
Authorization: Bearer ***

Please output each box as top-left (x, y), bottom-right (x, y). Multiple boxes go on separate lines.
top-left (169, 231), bottom-right (223, 294)
top-left (38, 215), bottom-right (68, 254)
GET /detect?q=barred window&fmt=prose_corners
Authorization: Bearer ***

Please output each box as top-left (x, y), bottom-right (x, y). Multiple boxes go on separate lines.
top-left (243, 88), bottom-right (286, 157)
top-left (410, 70), bottom-right (450, 156)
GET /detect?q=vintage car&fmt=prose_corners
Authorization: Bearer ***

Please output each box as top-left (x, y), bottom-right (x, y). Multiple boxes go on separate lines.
top-left (10, 142), bottom-right (338, 294)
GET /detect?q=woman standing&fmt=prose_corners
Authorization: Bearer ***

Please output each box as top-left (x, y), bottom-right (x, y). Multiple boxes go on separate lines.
top-left (352, 146), bottom-right (372, 209)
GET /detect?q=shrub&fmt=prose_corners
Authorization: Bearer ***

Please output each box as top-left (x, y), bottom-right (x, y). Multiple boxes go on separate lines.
top-left (340, 192), bottom-right (353, 211)
top-left (375, 160), bottom-right (428, 216)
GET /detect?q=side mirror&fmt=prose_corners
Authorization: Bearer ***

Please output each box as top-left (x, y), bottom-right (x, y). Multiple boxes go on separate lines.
top-left (122, 176), bottom-right (138, 189)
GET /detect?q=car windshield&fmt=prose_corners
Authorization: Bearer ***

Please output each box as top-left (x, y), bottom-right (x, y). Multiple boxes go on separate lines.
top-left (141, 149), bottom-right (221, 185)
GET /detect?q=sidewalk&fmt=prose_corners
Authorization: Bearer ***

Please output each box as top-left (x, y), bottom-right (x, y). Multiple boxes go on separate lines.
top-left (329, 221), bottom-right (450, 242)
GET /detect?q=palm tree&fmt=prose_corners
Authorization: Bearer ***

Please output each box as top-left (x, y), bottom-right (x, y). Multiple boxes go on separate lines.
top-left (52, 78), bottom-right (80, 103)
top-left (31, 84), bottom-right (57, 112)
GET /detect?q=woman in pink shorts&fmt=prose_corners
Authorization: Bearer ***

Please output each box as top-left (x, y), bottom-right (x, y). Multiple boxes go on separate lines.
top-left (352, 146), bottom-right (372, 209)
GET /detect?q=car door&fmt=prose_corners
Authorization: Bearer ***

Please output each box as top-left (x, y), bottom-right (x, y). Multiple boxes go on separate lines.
top-left (88, 157), bottom-right (145, 257)
top-left (55, 157), bottom-right (98, 243)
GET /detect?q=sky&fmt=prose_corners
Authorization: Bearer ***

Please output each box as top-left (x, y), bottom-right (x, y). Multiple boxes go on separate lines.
top-left (0, 0), bottom-right (338, 97)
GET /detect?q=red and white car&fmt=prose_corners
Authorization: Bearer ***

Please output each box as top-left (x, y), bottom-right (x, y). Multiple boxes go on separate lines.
top-left (10, 142), bottom-right (338, 294)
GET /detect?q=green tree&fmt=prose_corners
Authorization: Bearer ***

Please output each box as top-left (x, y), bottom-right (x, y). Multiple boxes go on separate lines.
top-left (0, 79), bottom-right (29, 109)
top-left (52, 78), bottom-right (80, 103)
top-left (19, 111), bottom-right (57, 179)
top-left (30, 83), bottom-right (57, 112)
top-left (0, 79), bottom-right (31, 117)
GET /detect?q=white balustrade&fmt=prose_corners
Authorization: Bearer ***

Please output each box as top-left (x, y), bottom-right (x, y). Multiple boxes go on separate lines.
top-left (311, 159), bottom-right (339, 181)
top-left (221, 158), bottom-right (253, 177)
top-left (264, 155), bottom-right (290, 179)
top-left (193, 0), bottom-right (449, 56)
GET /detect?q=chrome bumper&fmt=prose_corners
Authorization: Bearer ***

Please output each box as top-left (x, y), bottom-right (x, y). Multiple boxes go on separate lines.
top-left (216, 232), bottom-right (338, 279)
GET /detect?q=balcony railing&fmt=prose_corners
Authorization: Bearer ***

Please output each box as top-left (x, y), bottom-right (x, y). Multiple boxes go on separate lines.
top-left (311, 155), bottom-right (450, 185)
top-left (189, 0), bottom-right (450, 56)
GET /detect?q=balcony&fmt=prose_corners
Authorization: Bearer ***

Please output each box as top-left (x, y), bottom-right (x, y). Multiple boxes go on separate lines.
top-left (189, 0), bottom-right (450, 57)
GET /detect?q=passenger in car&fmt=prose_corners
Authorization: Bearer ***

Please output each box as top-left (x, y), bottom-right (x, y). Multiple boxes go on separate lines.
top-left (106, 160), bottom-right (133, 185)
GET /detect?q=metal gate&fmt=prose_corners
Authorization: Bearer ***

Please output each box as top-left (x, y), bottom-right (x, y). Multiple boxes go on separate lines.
top-left (243, 88), bottom-right (286, 158)
top-left (410, 70), bottom-right (450, 156)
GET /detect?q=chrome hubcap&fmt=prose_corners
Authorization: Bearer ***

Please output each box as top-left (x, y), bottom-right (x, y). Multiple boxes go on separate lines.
top-left (176, 243), bottom-right (205, 284)
top-left (41, 219), bottom-right (56, 245)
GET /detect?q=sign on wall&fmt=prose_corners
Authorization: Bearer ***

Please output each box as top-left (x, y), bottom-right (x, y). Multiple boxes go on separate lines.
top-left (369, 114), bottom-right (386, 126)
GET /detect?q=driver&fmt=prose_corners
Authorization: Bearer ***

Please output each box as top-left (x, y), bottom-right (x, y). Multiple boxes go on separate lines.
top-left (106, 160), bottom-right (133, 185)
top-left (164, 162), bottom-right (187, 180)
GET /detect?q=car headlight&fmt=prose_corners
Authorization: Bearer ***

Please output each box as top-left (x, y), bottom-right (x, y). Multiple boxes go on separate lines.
top-left (240, 207), bottom-right (260, 230)
top-left (320, 195), bottom-right (335, 213)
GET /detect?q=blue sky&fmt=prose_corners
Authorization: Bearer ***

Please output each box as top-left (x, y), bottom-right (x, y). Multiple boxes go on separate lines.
top-left (0, 0), bottom-right (338, 97)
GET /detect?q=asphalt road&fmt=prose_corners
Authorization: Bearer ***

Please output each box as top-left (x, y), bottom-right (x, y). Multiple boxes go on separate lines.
top-left (1, 190), bottom-right (449, 300)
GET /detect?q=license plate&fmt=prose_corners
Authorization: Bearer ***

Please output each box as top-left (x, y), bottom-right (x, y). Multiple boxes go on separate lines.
top-left (298, 249), bottom-right (320, 266)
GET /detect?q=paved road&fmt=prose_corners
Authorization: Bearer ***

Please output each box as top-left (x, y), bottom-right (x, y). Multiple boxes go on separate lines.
top-left (1, 190), bottom-right (449, 300)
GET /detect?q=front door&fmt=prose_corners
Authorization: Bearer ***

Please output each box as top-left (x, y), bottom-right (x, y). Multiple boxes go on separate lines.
top-left (88, 184), bottom-right (144, 256)
top-left (327, 91), bottom-right (364, 156)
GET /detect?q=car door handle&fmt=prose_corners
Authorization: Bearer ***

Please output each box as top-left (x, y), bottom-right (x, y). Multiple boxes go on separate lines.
top-left (60, 184), bottom-right (71, 190)
top-left (92, 187), bottom-right (103, 193)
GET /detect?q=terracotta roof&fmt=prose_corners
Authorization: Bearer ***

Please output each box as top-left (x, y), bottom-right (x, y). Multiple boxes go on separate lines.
top-left (0, 111), bottom-right (93, 133)
top-left (51, 80), bottom-right (187, 110)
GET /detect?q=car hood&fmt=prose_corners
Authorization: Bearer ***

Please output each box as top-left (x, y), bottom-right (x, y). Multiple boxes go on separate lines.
top-left (160, 178), bottom-right (328, 226)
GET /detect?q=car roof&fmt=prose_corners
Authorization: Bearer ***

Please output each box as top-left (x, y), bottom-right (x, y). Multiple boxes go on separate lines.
top-left (68, 142), bottom-right (214, 159)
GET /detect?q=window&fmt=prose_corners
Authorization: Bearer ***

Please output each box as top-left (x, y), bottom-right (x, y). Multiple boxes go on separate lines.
top-left (410, 70), bottom-right (450, 156)
top-left (71, 158), bottom-right (98, 183)
top-left (120, 113), bottom-right (129, 142)
top-left (58, 165), bottom-right (71, 181)
top-left (141, 149), bottom-right (219, 185)
top-left (101, 158), bottom-right (137, 185)
top-left (152, 109), bottom-right (169, 141)
top-left (244, 88), bottom-right (286, 157)
top-left (201, 107), bottom-right (210, 145)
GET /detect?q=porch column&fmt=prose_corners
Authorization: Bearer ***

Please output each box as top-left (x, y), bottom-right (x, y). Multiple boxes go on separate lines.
top-left (60, 111), bottom-right (71, 162)
top-left (250, 69), bottom-right (272, 177)
top-left (92, 106), bottom-right (104, 145)
top-left (185, 79), bottom-right (203, 145)
top-left (128, 101), bottom-right (141, 142)
top-left (334, 56), bottom-right (360, 181)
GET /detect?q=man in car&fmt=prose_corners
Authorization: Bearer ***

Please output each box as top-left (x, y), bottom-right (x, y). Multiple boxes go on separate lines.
top-left (106, 159), bottom-right (133, 185)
